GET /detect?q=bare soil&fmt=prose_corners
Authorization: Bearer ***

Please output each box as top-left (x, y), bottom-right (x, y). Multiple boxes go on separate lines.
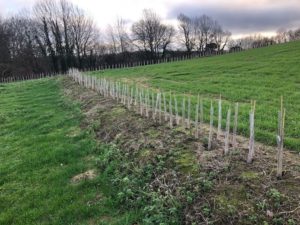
top-left (63, 77), bottom-right (300, 225)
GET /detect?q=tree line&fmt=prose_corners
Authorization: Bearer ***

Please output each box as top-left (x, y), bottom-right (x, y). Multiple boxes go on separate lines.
top-left (1, 0), bottom-right (300, 78)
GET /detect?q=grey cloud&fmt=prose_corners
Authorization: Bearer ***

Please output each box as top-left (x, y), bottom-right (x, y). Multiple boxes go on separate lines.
top-left (167, 4), bottom-right (300, 34)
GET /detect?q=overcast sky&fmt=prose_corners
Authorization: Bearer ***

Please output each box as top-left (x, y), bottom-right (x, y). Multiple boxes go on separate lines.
top-left (1, 0), bottom-right (300, 38)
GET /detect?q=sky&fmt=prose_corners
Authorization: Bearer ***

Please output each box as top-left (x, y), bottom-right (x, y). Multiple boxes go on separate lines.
top-left (1, 0), bottom-right (300, 38)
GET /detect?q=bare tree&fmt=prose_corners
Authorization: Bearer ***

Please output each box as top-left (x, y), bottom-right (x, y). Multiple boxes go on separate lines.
top-left (198, 15), bottom-right (214, 50)
top-left (0, 16), bottom-right (11, 77)
top-left (288, 28), bottom-right (300, 41)
top-left (107, 18), bottom-right (131, 54)
top-left (33, 0), bottom-right (100, 71)
top-left (177, 13), bottom-right (195, 54)
top-left (275, 28), bottom-right (289, 43)
top-left (211, 20), bottom-right (231, 51)
top-left (132, 9), bottom-right (175, 60)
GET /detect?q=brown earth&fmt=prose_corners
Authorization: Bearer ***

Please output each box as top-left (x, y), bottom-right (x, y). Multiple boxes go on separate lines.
top-left (62, 77), bottom-right (300, 225)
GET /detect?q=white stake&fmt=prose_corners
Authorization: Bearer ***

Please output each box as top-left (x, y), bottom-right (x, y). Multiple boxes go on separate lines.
top-left (224, 108), bottom-right (231, 155)
top-left (208, 101), bottom-right (214, 150)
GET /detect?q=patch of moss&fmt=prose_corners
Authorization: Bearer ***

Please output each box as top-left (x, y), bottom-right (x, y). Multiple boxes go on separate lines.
top-left (173, 125), bottom-right (190, 135)
top-left (146, 128), bottom-right (160, 138)
top-left (139, 148), bottom-right (151, 158)
top-left (240, 171), bottom-right (259, 181)
top-left (175, 151), bottom-right (198, 174)
top-left (216, 194), bottom-right (239, 215)
top-left (111, 107), bottom-right (126, 116)
top-left (215, 185), bottom-right (251, 216)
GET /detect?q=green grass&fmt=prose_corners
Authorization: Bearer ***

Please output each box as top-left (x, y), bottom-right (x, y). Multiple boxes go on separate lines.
top-left (0, 79), bottom-right (140, 225)
top-left (89, 41), bottom-right (300, 151)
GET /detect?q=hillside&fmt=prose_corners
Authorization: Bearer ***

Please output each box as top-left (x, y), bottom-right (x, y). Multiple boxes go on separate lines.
top-left (0, 79), bottom-right (140, 224)
top-left (89, 41), bottom-right (300, 150)
top-left (1, 76), bottom-right (300, 224)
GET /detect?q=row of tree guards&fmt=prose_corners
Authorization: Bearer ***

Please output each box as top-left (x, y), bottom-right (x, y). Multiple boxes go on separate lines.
top-left (68, 69), bottom-right (286, 178)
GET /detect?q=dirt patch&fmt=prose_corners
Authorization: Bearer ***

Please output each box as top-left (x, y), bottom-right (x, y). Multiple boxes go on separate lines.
top-left (62, 77), bottom-right (300, 224)
top-left (71, 169), bottom-right (96, 184)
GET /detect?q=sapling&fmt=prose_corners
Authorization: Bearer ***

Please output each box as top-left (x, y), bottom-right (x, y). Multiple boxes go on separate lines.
top-left (247, 100), bottom-right (256, 163)
top-left (163, 93), bottom-right (167, 121)
top-left (139, 91), bottom-right (143, 115)
top-left (182, 96), bottom-right (186, 127)
top-left (169, 92), bottom-right (173, 128)
top-left (217, 95), bottom-right (222, 139)
top-left (200, 98), bottom-right (204, 133)
top-left (195, 95), bottom-right (200, 138)
top-left (187, 95), bottom-right (191, 129)
top-left (208, 101), bottom-right (214, 150)
top-left (134, 87), bottom-right (138, 106)
top-left (159, 92), bottom-right (162, 124)
top-left (145, 90), bottom-right (150, 118)
top-left (232, 103), bottom-right (239, 147)
top-left (174, 95), bottom-right (179, 125)
top-left (277, 96), bottom-right (285, 178)
top-left (224, 108), bottom-right (231, 155)
top-left (154, 92), bottom-right (160, 121)
top-left (152, 92), bottom-right (155, 112)
top-left (127, 86), bottom-right (131, 109)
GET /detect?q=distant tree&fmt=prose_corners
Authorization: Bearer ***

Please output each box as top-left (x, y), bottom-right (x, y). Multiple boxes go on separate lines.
top-left (275, 28), bottom-right (289, 43)
top-left (0, 17), bottom-right (11, 77)
top-left (211, 20), bottom-right (231, 51)
top-left (107, 18), bottom-right (132, 57)
top-left (177, 13), bottom-right (195, 54)
top-left (131, 9), bottom-right (175, 60)
top-left (196, 15), bottom-right (214, 51)
top-left (33, 0), bottom-right (100, 71)
top-left (288, 28), bottom-right (300, 41)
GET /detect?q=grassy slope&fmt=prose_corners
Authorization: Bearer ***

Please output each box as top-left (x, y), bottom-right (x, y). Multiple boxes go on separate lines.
top-left (89, 41), bottom-right (300, 150)
top-left (0, 79), bottom-right (139, 225)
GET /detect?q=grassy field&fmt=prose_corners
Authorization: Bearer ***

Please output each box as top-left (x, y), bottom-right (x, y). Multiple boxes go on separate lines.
top-left (1, 78), bottom-right (300, 225)
top-left (88, 41), bottom-right (300, 151)
top-left (0, 79), bottom-right (140, 225)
